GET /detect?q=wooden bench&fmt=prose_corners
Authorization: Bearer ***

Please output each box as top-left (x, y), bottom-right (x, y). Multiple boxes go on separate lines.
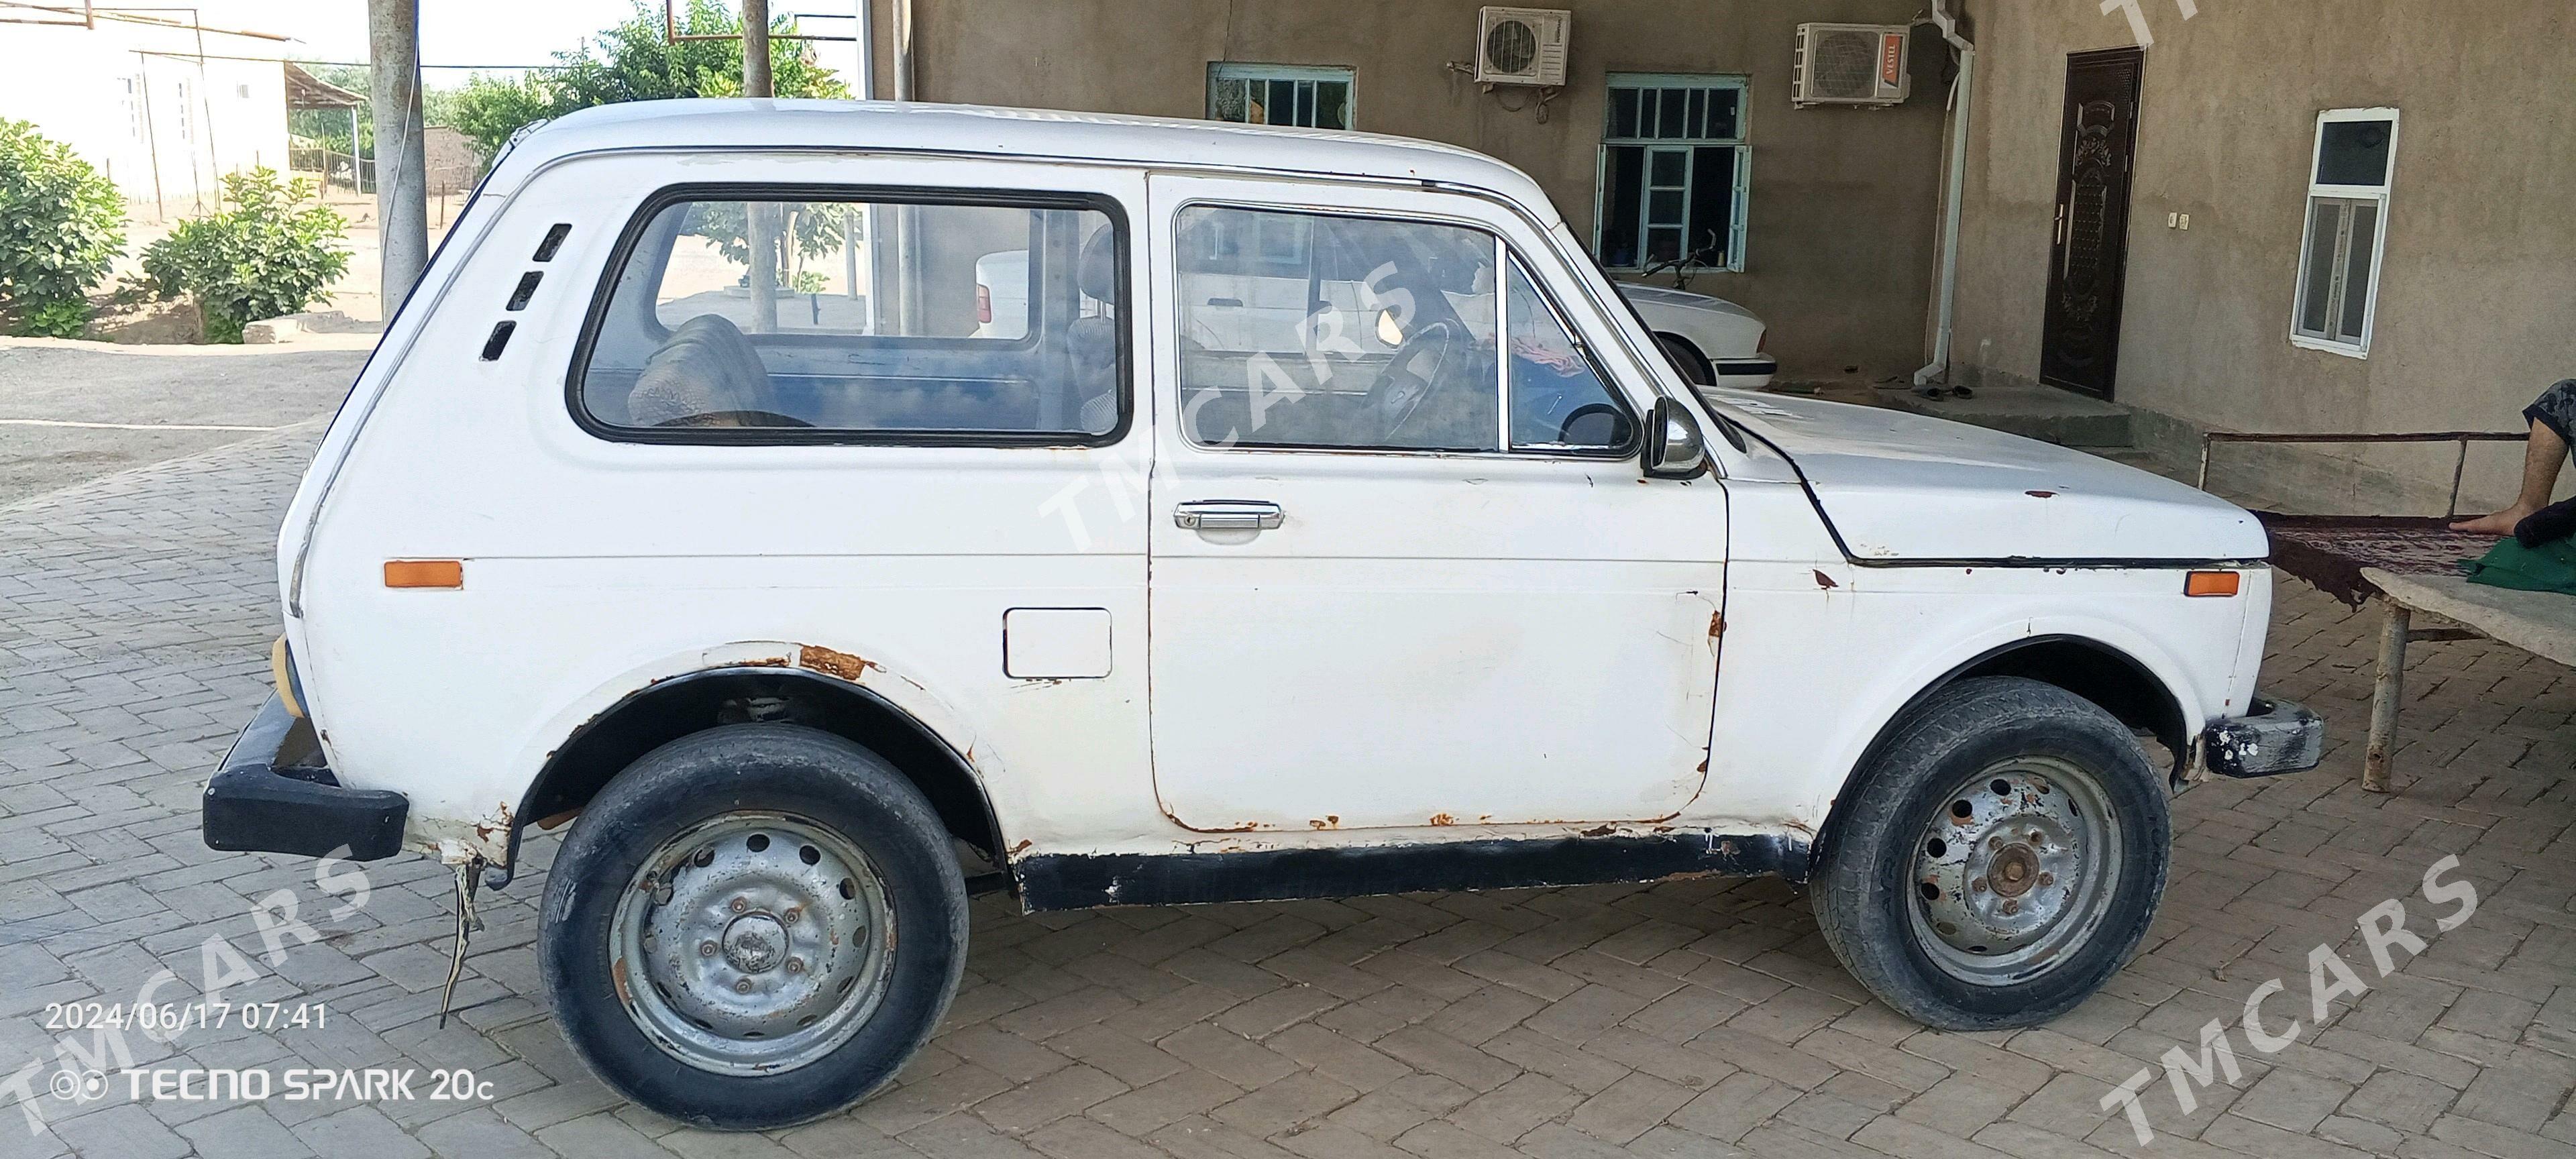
top-left (2356, 569), bottom-right (2576, 791)
top-left (2203, 430), bottom-right (2565, 793)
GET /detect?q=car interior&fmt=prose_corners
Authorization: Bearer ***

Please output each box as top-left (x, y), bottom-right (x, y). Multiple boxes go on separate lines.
top-left (578, 198), bottom-right (1121, 439)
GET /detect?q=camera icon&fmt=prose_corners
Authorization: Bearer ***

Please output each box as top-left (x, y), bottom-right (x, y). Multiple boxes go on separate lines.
top-left (47, 1069), bottom-right (106, 1102)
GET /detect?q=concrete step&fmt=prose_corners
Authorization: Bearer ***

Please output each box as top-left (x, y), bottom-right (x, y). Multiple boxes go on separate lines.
top-left (1884, 384), bottom-right (2137, 448)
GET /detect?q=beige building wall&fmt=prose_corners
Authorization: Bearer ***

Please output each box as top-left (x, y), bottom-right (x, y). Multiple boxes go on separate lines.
top-left (0, 19), bottom-right (290, 219)
top-left (889, 0), bottom-right (1951, 378)
top-left (1947, 1), bottom-right (2576, 510)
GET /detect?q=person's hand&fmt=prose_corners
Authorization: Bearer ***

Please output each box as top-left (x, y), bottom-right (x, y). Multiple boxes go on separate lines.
top-left (2450, 505), bottom-right (2534, 537)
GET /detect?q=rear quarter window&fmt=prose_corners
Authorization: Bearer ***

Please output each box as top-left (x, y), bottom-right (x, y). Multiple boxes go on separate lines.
top-left (571, 186), bottom-right (1127, 445)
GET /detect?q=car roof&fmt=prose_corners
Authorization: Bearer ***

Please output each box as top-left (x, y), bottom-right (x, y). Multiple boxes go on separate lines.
top-left (488, 99), bottom-right (1562, 227)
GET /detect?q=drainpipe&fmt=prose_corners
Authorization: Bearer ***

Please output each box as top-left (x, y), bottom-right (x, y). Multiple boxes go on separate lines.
top-left (1914, 0), bottom-right (1975, 388)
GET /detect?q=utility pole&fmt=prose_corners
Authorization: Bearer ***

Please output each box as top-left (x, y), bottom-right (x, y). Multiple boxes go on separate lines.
top-left (368, 0), bottom-right (429, 317)
top-left (742, 0), bottom-right (778, 333)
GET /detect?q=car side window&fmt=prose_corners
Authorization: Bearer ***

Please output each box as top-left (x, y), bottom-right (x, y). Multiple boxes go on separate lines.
top-left (574, 189), bottom-right (1124, 443)
top-left (1175, 205), bottom-right (1633, 457)
top-left (1177, 205), bottom-right (1499, 452)
top-left (1505, 260), bottom-right (1635, 452)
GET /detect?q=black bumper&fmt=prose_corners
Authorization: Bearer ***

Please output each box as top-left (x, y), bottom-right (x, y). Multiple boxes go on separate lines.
top-left (201, 693), bottom-right (409, 861)
top-left (1713, 355), bottom-right (1779, 380)
top-left (2203, 697), bottom-right (2326, 779)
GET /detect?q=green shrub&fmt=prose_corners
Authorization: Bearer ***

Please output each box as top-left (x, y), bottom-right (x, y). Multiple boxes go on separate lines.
top-left (19, 298), bottom-right (89, 337)
top-left (0, 119), bottom-right (125, 335)
top-left (140, 168), bottom-right (350, 343)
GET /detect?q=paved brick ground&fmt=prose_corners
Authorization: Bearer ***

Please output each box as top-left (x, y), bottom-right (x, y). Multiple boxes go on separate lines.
top-left (1, 428), bottom-right (2570, 1159)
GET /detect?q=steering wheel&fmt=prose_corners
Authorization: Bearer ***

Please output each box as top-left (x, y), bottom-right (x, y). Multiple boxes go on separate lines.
top-left (655, 409), bottom-right (817, 429)
top-left (1555, 403), bottom-right (1629, 449)
top-left (1364, 318), bottom-right (1464, 443)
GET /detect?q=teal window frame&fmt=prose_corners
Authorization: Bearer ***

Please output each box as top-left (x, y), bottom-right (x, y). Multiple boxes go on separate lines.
top-left (1208, 63), bottom-right (1356, 131)
top-left (1594, 72), bottom-right (1751, 274)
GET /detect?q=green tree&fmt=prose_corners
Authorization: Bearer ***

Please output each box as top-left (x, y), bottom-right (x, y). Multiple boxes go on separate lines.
top-left (448, 72), bottom-right (556, 161)
top-left (140, 169), bottom-right (351, 343)
top-left (449, 0), bottom-right (848, 160)
top-left (0, 119), bottom-right (127, 336)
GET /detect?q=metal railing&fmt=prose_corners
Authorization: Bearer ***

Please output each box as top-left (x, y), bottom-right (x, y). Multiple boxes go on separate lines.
top-left (2198, 430), bottom-right (2531, 518)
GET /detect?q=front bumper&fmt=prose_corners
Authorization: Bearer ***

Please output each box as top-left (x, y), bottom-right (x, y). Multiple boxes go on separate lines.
top-left (201, 693), bottom-right (409, 861)
top-left (2202, 697), bottom-right (2325, 779)
top-left (1711, 355), bottom-right (1778, 388)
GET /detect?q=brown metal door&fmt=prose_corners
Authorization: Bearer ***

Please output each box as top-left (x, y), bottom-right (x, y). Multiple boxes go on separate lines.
top-left (2039, 48), bottom-right (2144, 399)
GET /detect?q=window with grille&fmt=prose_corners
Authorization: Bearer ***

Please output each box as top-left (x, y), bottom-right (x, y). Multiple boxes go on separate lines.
top-left (1207, 64), bottom-right (1353, 130)
top-left (1596, 74), bottom-right (1750, 274)
top-left (2292, 109), bottom-right (2398, 357)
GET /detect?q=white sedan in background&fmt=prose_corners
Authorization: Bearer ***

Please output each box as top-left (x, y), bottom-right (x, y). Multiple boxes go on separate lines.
top-left (1614, 281), bottom-right (1775, 390)
top-left (975, 251), bottom-right (1776, 390)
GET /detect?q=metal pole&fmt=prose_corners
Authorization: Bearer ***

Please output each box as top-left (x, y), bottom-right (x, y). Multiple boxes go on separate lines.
top-left (348, 105), bottom-right (360, 194)
top-left (368, 0), bottom-right (429, 315)
top-left (138, 53), bottom-right (166, 220)
top-left (2446, 439), bottom-right (2470, 519)
top-left (853, 0), bottom-right (874, 99)
top-left (742, 0), bottom-right (779, 334)
top-left (2364, 600), bottom-right (2408, 793)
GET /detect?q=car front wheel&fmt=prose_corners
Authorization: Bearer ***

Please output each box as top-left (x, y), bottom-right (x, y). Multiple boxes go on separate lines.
top-left (1656, 333), bottom-right (1715, 386)
top-left (1812, 677), bottom-right (2169, 1030)
top-left (538, 724), bottom-right (969, 1129)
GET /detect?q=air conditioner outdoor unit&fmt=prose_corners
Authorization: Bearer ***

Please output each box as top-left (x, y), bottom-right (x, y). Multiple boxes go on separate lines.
top-left (1792, 22), bottom-right (1912, 108)
top-left (1474, 7), bottom-right (1571, 87)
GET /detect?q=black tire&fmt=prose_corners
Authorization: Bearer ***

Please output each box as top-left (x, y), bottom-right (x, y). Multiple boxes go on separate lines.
top-left (1656, 333), bottom-right (1715, 386)
top-left (538, 724), bottom-right (968, 1130)
top-left (1812, 677), bottom-right (2169, 1030)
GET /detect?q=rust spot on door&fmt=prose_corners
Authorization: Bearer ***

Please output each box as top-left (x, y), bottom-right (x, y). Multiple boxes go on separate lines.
top-left (1812, 569), bottom-right (1839, 590)
top-left (1428, 813), bottom-right (1456, 826)
top-left (2025, 490), bottom-right (2057, 498)
top-left (1708, 612), bottom-right (1725, 638)
top-left (1309, 815), bottom-right (1340, 830)
top-left (799, 645), bottom-right (878, 681)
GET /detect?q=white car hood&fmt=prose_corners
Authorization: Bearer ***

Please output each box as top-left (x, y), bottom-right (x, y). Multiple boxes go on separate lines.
top-left (1702, 390), bottom-right (2269, 563)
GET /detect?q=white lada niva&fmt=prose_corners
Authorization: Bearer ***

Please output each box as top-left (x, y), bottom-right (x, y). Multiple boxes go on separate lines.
top-left (203, 100), bottom-right (2321, 1129)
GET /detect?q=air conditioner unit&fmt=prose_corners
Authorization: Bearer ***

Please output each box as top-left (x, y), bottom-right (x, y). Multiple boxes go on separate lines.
top-left (1475, 7), bottom-right (1571, 87)
top-left (1793, 23), bottom-right (1912, 107)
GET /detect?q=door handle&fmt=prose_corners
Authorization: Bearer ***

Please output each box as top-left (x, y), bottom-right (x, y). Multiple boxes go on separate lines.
top-left (1173, 500), bottom-right (1283, 531)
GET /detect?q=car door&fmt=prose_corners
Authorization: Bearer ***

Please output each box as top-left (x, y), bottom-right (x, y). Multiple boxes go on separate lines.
top-left (1146, 175), bottom-right (1728, 833)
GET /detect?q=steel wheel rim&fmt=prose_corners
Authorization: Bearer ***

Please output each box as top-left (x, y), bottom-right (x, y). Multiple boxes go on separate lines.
top-left (610, 812), bottom-right (894, 1075)
top-left (1906, 755), bottom-right (2122, 985)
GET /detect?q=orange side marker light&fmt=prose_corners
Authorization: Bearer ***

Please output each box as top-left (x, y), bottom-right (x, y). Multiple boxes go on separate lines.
top-left (2184, 570), bottom-right (2241, 598)
top-left (384, 559), bottom-right (464, 589)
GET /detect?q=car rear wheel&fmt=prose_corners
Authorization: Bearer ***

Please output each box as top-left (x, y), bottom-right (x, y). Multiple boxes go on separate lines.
top-left (539, 724), bottom-right (968, 1129)
top-left (1812, 677), bottom-right (2169, 1030)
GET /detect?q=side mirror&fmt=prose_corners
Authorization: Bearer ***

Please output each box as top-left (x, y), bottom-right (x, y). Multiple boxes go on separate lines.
top-left (1642, 396), bottom-right (1711, 480)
